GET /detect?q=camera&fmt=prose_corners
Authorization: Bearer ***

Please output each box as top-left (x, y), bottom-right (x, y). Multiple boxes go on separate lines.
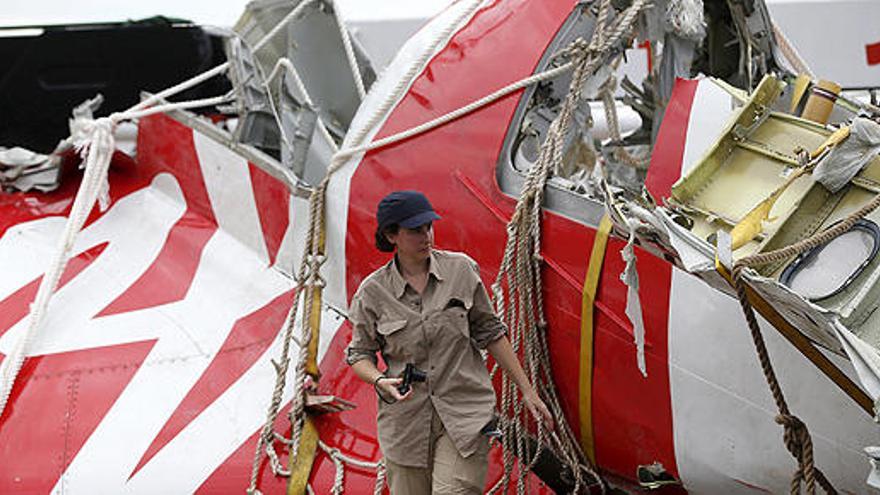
top-left (397, 363), bottom-right (427, 394)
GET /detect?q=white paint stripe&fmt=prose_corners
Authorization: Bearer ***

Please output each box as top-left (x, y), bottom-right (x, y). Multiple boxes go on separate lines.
top-left (271, 195), bottom-right (300, 277)
top-left (0, 174), bottom-right (186, 356)
top-left (326, 0), bottom-right (488, 312)
top-left (0, 217), bottom-right (67, 302)
top-left (124, 313), bottom-right (345, 494)
top-left (668, 268), bottom-right (879, 494)
top-left (194, 131), bottom-right (270, 265)
top-left (680, 79), bottom-right (740, 178)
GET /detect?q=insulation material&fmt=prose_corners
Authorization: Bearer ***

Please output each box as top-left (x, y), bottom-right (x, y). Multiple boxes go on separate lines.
top-left (814, 118), bottom-right (880, 193)
top-left (868, 447), bottom-right (880, 489)
top-left (665, 0), bottom-right (706, 41)
top-left (833, 321), bottom-right (880, 402)
top-left (0, 147), bottom-right (62, 193)
top-left (620, 220), bottom-right (648, 377)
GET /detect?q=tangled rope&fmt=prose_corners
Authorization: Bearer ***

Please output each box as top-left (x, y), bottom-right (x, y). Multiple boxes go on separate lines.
top-left (726, 176), bottom-right (880, 494)
top-left (316, 440), bottom-right (386, 495)
top-left (248, 1), bottom-right (492, 491)
top-left (486, 0), bottom-right (649, 493)
top-left (244, 0), bottom-right (616, 491)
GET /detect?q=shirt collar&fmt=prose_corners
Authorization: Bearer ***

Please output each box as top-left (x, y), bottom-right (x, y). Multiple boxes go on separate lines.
top-left (387, 250), bottom-right (444, 299)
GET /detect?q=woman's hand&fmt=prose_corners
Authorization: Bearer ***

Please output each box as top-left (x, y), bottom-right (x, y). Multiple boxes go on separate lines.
top-left (486, 337), bottom-right (554, 429)
top-left (376, 377), bottom-right (413, 402)
top-left (523, 391), bottom-right (554, 429)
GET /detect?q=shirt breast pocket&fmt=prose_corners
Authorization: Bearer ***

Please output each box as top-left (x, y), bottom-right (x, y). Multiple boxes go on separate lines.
top-left (376, 318), bottom-right (409, 361)
top-left (441, 296), bottom-right (472, 341)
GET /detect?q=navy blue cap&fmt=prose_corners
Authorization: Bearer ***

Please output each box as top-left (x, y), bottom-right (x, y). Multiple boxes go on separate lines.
top-left (376, 191), bottom-right (441, 231)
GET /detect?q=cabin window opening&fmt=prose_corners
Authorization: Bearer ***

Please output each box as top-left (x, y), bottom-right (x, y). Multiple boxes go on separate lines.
top-left (496, 3), bottom-right (652, 226)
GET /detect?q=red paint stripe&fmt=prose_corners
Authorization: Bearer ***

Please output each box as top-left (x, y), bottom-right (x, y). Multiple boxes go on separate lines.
top-left (0, 243), bottom-right (108, 339)
top-left (131, 289), bottom-right (296, 478)
top-left (0, 152), bottom-right (148, 240)
top-left (97, 118), bottom-right (219, 317)
top-left (96, 210), bottom-right (217, 317)
top-left (592, 241), bottom-right (679, 481)
top-left (644, 78), bottom-right (700, 200)
top-left (0, 340), bottom-right (156, 493)
top-left (867, 41), bottom-right (880, 66)
top-left (196, 403), bottom-right (293, 495)
top-left (639, 40), bottom-right (653, 73)
top-left (248, 164), bottom-right (290, 266)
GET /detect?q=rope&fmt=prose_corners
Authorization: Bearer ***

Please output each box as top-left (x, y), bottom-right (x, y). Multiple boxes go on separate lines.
top-left (0, 83), bottom-right (237, 416)
top-left (330, 61), bottom-right (577, 167)
top-left (130, 63), bottom-right (231, 114)
top-left (316, 440), bottom-right (386, 495)
top-left (772, 21), bottom-right (814, 79)
top-left (247, 1), bottom-right (491, 491)
top-left (330, 0), bottom-right (366, 100)
top-left (600, 77), bottom-right (649, 168)
top-left (485, 1), bottom-right (650, 492)
top-left (332, 0), bottom-right (488, 168)
top-left (725, 182), bottom-right (880, 494)
top-left (264, 57), bottom-right (340, 153)
top-left (0, 117), bottom-right (113, 414)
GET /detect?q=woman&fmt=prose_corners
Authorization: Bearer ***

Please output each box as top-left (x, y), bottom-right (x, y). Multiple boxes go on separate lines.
top-left (346, 190), bottom-right (553, 494)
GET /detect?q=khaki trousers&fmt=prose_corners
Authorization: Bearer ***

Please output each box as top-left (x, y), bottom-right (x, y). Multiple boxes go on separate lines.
top-left (385, 410), bottom-right (489, 495)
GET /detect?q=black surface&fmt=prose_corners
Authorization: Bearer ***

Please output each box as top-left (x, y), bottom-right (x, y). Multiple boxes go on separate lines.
top-left (0, 17), bottom-right (230, 152)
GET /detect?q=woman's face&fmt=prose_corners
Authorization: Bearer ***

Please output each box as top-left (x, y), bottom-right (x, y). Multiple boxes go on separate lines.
top-left (388, 222), bottom-right (434, 260)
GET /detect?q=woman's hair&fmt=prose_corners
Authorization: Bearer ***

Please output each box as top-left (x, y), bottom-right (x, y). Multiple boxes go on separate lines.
top-left (375, 224), bottom-right (399, 252)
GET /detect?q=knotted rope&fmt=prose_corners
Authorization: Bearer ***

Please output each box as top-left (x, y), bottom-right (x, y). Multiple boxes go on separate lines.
top-left (727, 168), bottom-right (880, 494)
top-left (486, 1), bottom-right (649, 493)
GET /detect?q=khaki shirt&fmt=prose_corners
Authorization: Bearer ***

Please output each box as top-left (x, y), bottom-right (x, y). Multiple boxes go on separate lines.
top-left (346, 249), bottom-right (506, 468)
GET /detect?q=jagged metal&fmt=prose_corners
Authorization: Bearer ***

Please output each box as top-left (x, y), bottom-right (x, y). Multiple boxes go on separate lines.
top-left (226, 36), bottom-right (281, 156)
top-left (234, 0), bottom-right (376, 140)
top-left (278, 71), bottom-right (319, 181)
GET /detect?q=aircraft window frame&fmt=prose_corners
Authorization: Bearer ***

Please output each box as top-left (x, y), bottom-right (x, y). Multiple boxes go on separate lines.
top-left (495, 5), bottom-right (611, 229)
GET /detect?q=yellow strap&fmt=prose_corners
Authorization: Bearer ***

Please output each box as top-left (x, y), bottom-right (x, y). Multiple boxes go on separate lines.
top-left (306, 286), bottom-right (322, 378)
top-left (288, 415), bottom-right (320, 495)
top-left (579, 215), bottom-right (612, 465)
top-left (305, 227), bottom-right (327, 379)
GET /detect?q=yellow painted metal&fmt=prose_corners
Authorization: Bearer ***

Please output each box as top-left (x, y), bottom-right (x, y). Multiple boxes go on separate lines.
top-left (811, 125), bottom-right (851, 159)
top-left (730, 167), bottom-right (807, 249)
top-left (287, 415), bottom-right (320, 495)
top-left (579, 215), bottom-right (612, 465)
top-left (789, 73), bottom-right (811, 114)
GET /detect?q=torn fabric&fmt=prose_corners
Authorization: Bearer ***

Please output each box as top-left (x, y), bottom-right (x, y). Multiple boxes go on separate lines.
top-left (814, 117), bottom-right (880, 193)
